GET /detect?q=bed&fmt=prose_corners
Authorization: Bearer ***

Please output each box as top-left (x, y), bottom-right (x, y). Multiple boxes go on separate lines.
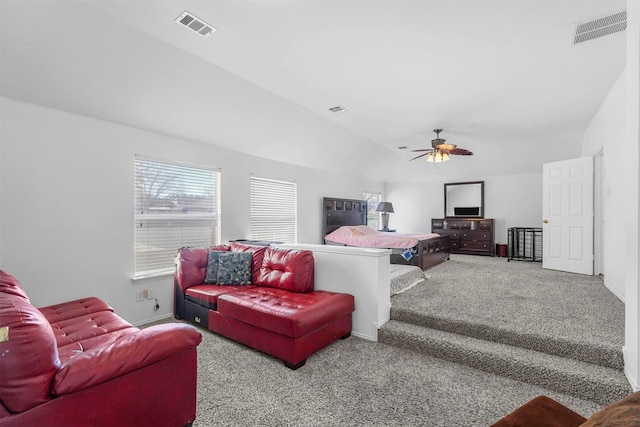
top-left (322, 197), bottom-right (450, 271)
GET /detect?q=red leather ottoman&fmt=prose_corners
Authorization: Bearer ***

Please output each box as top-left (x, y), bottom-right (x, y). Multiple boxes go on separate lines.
top-left (209, 287), bottom-right (354, 369)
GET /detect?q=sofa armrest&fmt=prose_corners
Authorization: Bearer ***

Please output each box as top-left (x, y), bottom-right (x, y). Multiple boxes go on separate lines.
top-left (52, 323), bottom-right (202, 395)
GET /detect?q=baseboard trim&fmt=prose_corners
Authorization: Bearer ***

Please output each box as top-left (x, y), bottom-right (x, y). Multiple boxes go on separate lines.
top-left (603, 278), bottom-right (625, 302)
top-left (623, 346), bottom-right (640, 391)
top-left (352, 330), bottom-right (375, 341)
top-left (134, 313), bottom-right (173, 327)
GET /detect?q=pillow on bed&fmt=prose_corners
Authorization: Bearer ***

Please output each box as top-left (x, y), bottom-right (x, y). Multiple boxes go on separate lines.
top-left (349, 226), bottom-right (365, 235)
top-left (326, 225), bottom-right (376, 238)
top-left (351, 225), bottom-right (377, 235)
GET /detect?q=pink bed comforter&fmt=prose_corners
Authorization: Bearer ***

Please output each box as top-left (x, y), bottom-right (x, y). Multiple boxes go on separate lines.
top-left (324, 225), bottom-right (440, 249)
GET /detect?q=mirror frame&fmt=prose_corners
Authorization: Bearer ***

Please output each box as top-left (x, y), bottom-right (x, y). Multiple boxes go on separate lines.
top-left (444, 181), bottom-right (484, 218)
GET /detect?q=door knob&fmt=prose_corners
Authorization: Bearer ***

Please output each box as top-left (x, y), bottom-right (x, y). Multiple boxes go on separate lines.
top-left (543, 219), bottom-right (549, 223)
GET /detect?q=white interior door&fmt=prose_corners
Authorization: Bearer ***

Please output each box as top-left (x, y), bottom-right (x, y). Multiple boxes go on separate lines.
top-left (542, 157), bottom-right (594, 275)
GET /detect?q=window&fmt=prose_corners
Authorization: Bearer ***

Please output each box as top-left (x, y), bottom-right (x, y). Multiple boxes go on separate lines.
top-left (250, 176), bottom-right (297, 243)
top-left (364, 191), bottom-right (382, 231)
top-left (134, 156), bottom-right (220, 278)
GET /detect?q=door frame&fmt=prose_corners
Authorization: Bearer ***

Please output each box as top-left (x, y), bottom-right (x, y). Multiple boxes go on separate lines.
top-left (594, 150), bottom-right (604, 276)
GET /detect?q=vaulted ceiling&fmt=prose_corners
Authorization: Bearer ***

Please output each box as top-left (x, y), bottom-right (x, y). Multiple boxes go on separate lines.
top-left (0, 1), bottom-right (627, 182)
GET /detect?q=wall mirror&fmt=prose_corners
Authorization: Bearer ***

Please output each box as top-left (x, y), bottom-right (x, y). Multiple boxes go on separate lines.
top-left (444, 181), bottom-right (484, 218)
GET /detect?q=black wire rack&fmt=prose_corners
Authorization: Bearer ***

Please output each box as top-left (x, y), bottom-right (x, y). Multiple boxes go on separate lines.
top-left (508, 227), bottom-right (542, 262)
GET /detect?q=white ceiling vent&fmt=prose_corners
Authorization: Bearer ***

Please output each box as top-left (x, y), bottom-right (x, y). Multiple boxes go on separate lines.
top-left (573, 10), bottom-right (626, 44)
top-left (175, 11), bottom-right (216, 37)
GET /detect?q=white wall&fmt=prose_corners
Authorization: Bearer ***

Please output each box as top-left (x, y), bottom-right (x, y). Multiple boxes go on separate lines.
top-left (627, 0), bottom-right (640, 392)
top-left (385, 173), bottom-right (542, 244)
top-left (580, 0), bottom-right (640, 391)
top-left (582, 69), bottom-right (627, 300)
top-left (0, 97), bottom-right (382, 325)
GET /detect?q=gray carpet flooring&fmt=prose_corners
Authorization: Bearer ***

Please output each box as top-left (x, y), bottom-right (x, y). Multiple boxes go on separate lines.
top-left (147, 254), bottom-right (628, 425)
top-left (390, 254), bottom-right (624, 358)
top-left (188, 322), bottom-right (602, 427)
top-left (379, 254), bottom-right (630, 406)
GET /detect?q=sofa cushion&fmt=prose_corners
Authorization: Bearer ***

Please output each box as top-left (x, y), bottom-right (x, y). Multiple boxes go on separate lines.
top-left (255, 247), bottom-right (314, 293)
top-left (176, 245), bottom-right (230, 291)
top-left (0, 287), bottom-right (60, 413)
top-left (229, 242), bottom-right (267, 284)
top-left (186, 284), bottom-right (255, 309)
top-left (217, 287), bottom-right (354, 338)
top-left (216, 252), bottom-right (252, 285)
top-left (48, 310), bottom-right (138, 362)
top-left (38, 297), bottom-right (114, 323)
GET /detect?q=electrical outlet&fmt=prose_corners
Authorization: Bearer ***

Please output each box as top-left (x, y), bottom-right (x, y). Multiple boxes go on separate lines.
top-left (136, 289), bottom-right (149, 302)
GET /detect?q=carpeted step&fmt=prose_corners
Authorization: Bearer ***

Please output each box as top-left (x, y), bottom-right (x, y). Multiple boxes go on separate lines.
top-left (390, 307), bottom-right (624, 371)
top-left (378, 320), bottom-right (632, 406)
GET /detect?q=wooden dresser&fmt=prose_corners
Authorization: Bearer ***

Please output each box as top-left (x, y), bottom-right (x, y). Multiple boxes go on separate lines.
top-left (432, 218), bottom-right (495, 256)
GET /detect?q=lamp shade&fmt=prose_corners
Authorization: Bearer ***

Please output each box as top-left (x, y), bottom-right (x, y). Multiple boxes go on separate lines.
top-left (376, 202), bottom-right (394, 213)
top-left (426, 151), bottom-right (450, 163)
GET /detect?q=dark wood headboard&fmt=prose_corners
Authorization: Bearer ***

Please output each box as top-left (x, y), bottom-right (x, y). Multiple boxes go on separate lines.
top-left (322, 197), bottom-right (368, 238)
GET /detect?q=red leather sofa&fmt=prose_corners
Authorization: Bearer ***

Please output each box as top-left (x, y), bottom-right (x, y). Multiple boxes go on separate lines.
top-left (174, 242), bottom-right (355, 369)
top-left (0, 270), bottom-right (202, 427)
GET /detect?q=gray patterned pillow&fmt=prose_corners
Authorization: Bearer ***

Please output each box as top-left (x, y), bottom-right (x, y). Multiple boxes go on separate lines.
top-left (204, 251), bottom-right (224, 284)
top-left (216, 252), bottom-right (252, 285)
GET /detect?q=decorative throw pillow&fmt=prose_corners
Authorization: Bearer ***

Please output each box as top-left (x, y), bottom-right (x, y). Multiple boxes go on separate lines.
top-left (216, 252), bottom-right (252, 285)
top-left (229, 242), bottom-right (267, 284)
top-left (204, 251), bottom-right (224, 284)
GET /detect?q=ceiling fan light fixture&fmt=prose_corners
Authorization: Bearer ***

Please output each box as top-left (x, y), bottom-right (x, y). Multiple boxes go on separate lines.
top-left (426, 150), bottom-right (450, 163)
top-left (409, 129), bottom-right (472, 163)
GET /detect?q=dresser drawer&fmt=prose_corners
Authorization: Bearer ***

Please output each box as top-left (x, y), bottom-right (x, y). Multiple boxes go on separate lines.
top-left (461, 241), bottom-right (492, 251)
top-left (479, 220), bottom-right (493, 230)
top-left (462, 231), bottom-right (492, 241)
top-left (448, 221), bottom-right (461, 229)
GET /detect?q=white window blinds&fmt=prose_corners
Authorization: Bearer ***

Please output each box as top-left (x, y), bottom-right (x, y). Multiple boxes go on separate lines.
top-left (250, 176), bottom-right (297, 243)
top-left (134, 156), bottom-right (221, 278)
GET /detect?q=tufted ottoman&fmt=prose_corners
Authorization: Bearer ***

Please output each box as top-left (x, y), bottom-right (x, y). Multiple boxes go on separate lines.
top-left (210, 287), bottom-right (354, 369)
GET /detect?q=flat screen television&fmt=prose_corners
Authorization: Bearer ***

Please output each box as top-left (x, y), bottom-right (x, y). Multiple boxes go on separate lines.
top-left (454, 207), bottom-right (480, 216)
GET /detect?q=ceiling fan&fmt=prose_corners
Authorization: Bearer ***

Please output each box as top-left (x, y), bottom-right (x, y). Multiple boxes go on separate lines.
top-left (410, 129), bottom-right (473, 163)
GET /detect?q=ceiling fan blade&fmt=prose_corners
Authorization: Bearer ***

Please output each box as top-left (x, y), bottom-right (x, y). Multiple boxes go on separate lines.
top-left (411, 148), bottom-right (431, 152)
top-left (410, 152), bottom-right (430, 161)
top-left (449, 148), bottom-right (473, 156)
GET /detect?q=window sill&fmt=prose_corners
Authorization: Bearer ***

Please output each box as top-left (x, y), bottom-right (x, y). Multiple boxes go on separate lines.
top-left (132, 271), bottom-right (173, 282)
